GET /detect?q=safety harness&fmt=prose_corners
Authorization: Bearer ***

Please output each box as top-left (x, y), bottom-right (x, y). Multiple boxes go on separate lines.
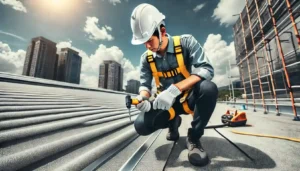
top-left (146, 36), bottom-right (194, 120)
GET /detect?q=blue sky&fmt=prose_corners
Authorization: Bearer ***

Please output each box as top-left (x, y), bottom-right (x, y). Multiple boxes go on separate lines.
top-left (0, 0), bottom-right (246, 88)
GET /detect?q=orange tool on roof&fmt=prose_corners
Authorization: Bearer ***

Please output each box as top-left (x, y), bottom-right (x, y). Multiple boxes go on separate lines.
top-left (221, 109), bottom-right (247, 127)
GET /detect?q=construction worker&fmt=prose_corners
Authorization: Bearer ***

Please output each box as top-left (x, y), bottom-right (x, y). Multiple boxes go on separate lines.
top-left (130, 3), bottom-right (218, 167)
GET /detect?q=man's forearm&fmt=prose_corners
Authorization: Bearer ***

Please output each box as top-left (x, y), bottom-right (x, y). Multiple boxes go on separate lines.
top-left (140, 90), bottom-right (151, 99)
top-left (174, 75), bottom-right (201, 92)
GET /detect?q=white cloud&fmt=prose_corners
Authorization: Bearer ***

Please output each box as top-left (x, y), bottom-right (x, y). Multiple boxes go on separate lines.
top-left (0, 0), bottom-right (27, 13)
top-left (80, 73), bottom-right (98, 88)
top-left (84, 0), bottom-right (92, 3)
top-left (203, 34), bottom-right (239, 87)
top-left (56, 40), bottom-right (89, 59)
top-left (86, 44), bottom-right (140, 88)
top-left (0, 30), bottom-right (26, 41)
top-left (0, 38), bottom-right (139, 90)
top-left (212, 0), bottom-right (245, 27)
top-left (109, 0), bottom-right (121, 5)
top-left (83, 17), bottom-right (114, 41)
top-left (56, 41), bottom-right (139, 89)
top-left (0, 41), bottom-right (26, 74)
top-left (193, 3), bottom-right (205, 13)
top-left (105, 25), bottom-right (112, 31)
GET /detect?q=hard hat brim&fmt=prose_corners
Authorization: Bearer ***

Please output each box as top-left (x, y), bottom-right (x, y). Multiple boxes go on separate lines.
top-left (131, 36), bottom-right (150, 45)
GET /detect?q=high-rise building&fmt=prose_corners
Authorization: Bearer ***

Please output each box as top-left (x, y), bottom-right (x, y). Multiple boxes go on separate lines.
top-left (125, 79), bottom-right (140, 94)
top-left (56, 48), bottom-right (82, 84)
top-left (53, 54), bottom-right (59, 80)
top-left (99, 60), bottom-right (123, 91)
top-left (22, 36), bottom-right (57, 80)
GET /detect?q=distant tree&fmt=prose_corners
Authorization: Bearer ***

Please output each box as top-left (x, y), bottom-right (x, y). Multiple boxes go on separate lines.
top-left (218, 90), bottom-right (242, 101)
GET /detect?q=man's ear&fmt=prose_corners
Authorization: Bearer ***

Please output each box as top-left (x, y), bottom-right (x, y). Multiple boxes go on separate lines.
top-left (160, 27), bottom-right (166, 36)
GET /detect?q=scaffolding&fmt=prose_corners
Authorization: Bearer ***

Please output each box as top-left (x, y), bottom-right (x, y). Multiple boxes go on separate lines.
top-left (233, 0), bottom-right (300, 120)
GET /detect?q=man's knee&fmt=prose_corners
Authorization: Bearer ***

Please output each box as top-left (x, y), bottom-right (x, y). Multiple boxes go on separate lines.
top-left (194, 79), bottom-right (218, 97)
top-left (134, 114), bottom-right (156, 136)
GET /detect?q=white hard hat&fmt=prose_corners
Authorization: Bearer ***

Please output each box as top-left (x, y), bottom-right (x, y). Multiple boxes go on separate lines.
top-left (130, 3), bottom-right (165, 45)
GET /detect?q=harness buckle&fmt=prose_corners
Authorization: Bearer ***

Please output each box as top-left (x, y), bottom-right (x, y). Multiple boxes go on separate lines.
top-left (179, 97), bottom-right (185, 103)
top-left (174, 45), bottom-right (182, 54)
top-left (179, 88), bottom-right (192, 103)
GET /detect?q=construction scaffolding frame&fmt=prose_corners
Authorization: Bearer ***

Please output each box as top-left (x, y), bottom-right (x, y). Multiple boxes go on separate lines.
top-left (253, 0), bottom-right (280, 115)
top-left (233, 0), bottom-right (300, 120)
top-left (246, 0), bottom-right (268, 114)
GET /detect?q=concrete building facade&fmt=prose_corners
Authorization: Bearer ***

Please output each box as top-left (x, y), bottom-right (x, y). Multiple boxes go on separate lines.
top-left (99, 60), bottom-right (123, 91)
top-left (125, 79), bottom-right (140, 94)
top-left (56, 48), bottom-right (82, 84)
top-left (22, 36), bottom-right (57, 80)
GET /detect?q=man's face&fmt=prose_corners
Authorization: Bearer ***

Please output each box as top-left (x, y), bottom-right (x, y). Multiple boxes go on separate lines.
top-left (144, 36), bottom-right (159, 52)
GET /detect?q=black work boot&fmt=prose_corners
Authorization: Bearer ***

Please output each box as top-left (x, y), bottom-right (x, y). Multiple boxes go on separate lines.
top-left (166, 115), bottom-right (182, 141)
top-left (186, 128), bottom-right (209, 166)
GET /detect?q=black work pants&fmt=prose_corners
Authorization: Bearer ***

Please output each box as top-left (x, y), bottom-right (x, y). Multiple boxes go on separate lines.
top-left (134, 79), bottom-right (218, 140)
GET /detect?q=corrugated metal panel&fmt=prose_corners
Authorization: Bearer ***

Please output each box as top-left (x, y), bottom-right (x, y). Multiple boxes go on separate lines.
top-left (0, 79), bottom-right (147, 171)
top-left (1, 74), bottom-right (300, 171)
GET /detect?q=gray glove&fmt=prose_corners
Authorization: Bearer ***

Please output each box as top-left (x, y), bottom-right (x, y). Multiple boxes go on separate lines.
top-left (153, 84), bottom-right (182, 110)
top-left (135, 95), bottom-right (151, 112)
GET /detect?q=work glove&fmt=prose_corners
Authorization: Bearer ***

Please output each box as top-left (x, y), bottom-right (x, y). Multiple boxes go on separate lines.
top-left (135, 95), bottom-right (151, 112)
top-left (153, 84), bottom-right (182, 110)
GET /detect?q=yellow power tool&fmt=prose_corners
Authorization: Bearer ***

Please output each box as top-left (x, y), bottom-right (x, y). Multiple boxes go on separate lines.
top-left (125, 95), bottom-right (142, 122)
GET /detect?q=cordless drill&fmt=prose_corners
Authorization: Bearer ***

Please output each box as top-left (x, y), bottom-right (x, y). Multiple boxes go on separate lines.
top-left (125, 95), bottom-right (141, 122)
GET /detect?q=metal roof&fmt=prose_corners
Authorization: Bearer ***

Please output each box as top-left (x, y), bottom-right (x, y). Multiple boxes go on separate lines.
top-left (1, 73), bottom-right (300, 171)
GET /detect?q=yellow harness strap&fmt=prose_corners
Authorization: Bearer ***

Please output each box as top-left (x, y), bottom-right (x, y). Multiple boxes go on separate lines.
top-left (146, 53), bottom-right (160, 87)
top-left (146, 36), bottom-right (194, 117)
top-left (173, 36), bottom-right (190, 78)
top-left (173, 36), bottom-right (194, 115)
top-left (180, 90), bottom-right (194, 115)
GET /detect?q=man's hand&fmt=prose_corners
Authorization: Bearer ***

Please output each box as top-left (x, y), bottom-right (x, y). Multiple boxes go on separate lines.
top-left (153, 84), bottom-right (182, 110)
top-left (135, 95), bottom-right (151, 112)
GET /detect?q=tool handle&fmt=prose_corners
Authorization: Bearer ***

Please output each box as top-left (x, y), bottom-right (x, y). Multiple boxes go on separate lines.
top-left (126, 95), bottom-right (143, 109)
top-left (131, 98), bottom-right (140, 105)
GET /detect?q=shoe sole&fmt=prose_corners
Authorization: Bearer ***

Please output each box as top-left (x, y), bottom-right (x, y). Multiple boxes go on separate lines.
top-left (188, 153), bottom-right (210, 167)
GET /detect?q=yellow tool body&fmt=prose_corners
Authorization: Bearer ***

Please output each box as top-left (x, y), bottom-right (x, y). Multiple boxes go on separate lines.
top-left (125, 95), bottom-right (176, 121)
